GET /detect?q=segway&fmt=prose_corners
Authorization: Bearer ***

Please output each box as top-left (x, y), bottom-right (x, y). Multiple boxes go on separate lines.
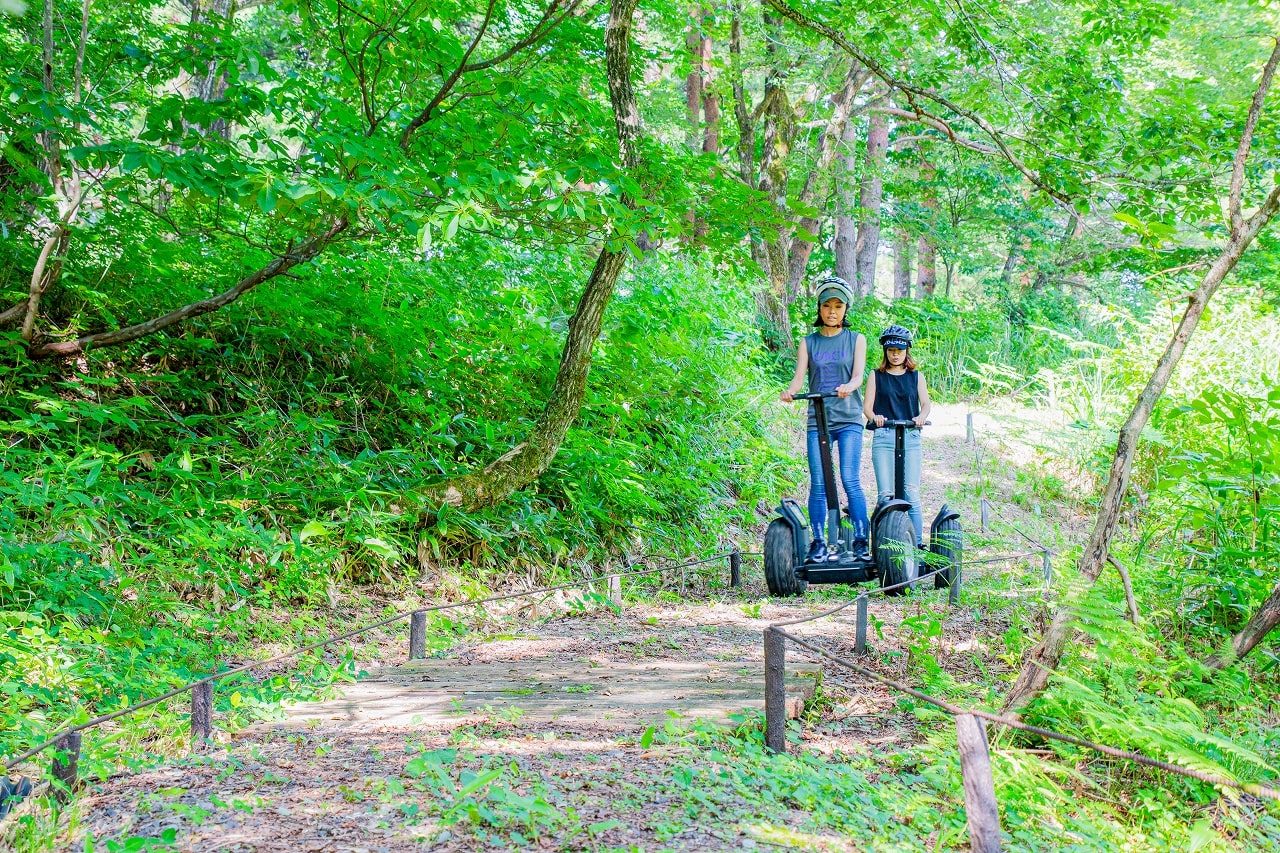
top-left (763, 394), bottom-right (961, 597)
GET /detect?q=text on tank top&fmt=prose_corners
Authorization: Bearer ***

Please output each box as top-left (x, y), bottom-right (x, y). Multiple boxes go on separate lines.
top-left (871, 369), bottom-right (919, 426)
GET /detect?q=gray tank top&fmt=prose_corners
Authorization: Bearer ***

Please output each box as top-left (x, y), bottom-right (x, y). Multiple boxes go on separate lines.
top-left (805, 329), bottom-right (864, 430)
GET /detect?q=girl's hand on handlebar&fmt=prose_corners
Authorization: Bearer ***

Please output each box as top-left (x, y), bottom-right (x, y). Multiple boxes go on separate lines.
top-left (835, 382), bottom-right (856, 398)
top-left (872, 414), bottom-right (886, 427)
top-left (912, 414), bottom-right (927, 428)
top-left (779, 390), bottom-right (795, 403)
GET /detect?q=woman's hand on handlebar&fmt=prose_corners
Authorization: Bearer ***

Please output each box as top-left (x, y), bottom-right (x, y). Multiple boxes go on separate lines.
top-left (779, 389), bottom-right (796, 403)
top-left (871, 414), bottom-right (886, 428)
top-left (912, 414), bottom-right (928, 428)
top-left (835, 382), bottom-right (857, 398)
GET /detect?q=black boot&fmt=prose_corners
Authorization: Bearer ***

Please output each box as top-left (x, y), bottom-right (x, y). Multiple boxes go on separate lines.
top-left (805, 539), bottom-right (826, 564)
top-left (852, 538), bottom-right (871, 561)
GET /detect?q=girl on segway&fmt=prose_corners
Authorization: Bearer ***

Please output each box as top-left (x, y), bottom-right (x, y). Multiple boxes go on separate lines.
top-left (779, 277), bottom-right (870, 563)
top-left (863, 325), bottom-right (932, 548)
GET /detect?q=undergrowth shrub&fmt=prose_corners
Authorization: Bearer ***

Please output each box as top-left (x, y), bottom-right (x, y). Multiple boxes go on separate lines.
top-left (0, 240), bottom-right (795, 762)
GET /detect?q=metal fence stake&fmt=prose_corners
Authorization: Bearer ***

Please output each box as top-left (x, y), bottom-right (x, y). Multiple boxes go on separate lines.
top-left (855, 593), bottom-right (869, 655)
top-left (764, 628), bottom-right (786, 753)
top-left (956, 713), bottom-right (1003, 852)
top-left (949, 563), bottom-right (962, 606)
top-left (730, 550), bottom-right (742, 589)
top-left (1042, 549), bottom-right (1053, 586)
top-left (51, 731), bottom-right (82, 804)
top-left (191, 681), bottom-right (213, 751)
top-left (980, 498), bottom-right (989, 535)
top-left (608, 574), bottom-right (622, 605)
top-left (966, 413), bottom-right (975, 444)
top-left (409, 611), bottom-right (427, 660)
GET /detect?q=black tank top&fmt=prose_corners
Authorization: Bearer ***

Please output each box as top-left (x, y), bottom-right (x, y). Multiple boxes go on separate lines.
top-left (871, 370), bottom-right (918, 426)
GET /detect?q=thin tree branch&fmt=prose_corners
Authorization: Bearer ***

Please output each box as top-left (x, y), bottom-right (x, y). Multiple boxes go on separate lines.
top-left (1229, 37), bottom-right (1280, 233)
top-left (761, 0), bottom-right (1071, 205)
top-left (398, 0), bottom-right (500, 149)
top-left (1107, 555), bottom-right (1140, 624)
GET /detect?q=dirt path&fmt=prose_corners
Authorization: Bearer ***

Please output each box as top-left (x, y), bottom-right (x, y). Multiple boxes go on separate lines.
top-left (53, 402), bottom-right (1086, 852)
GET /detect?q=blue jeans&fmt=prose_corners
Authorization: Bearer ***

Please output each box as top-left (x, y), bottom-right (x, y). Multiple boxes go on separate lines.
top-left (806, 425), bottom-right (869, 544)
top-left (871, 427), bottom-right (923, 545)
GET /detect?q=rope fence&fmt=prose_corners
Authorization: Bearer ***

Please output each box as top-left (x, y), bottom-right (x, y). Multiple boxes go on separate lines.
top-left (2, 550), bottom-right (738, 778)
top-left (756, 483), bottom-right (1280, 853)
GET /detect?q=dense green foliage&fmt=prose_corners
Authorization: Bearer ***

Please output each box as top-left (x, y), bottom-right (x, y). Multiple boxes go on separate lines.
top-left (4, 0), bottom-right (1280, 848)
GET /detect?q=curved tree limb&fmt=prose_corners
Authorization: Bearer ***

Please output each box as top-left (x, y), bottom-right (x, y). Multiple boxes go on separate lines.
top-left (414, 0), bottom-right (641, 516)
top-left (30, 217), bottom-right (349, 359)
top-left (1204, 581), bottom-right (1280, 671)
top-left (1003, 37), bottom-right (1280, 713)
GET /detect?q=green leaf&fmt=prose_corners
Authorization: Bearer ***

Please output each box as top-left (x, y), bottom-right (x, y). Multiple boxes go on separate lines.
top-left (298, 521), bottom-right (328, 541)
top-left (639, 725), bottom-right (656, 749)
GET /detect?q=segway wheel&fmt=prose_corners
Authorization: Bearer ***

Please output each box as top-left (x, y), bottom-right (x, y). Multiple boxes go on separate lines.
top-left (876, 511), bottom-right (917, 596)
top-left (764, 519), bottom-right (807, 598)
top-left (931, 516), bottom-right (962, 589)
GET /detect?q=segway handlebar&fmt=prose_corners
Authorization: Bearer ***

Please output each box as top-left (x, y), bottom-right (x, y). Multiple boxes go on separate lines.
top-left (791, 391), bottom-right (842, 401)
top-left (870, 418), bottom-right (930, 429)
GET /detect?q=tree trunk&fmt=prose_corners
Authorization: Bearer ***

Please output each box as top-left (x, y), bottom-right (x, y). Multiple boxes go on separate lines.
top-left (685, 5), bottom-right (703, 151)
top-left (784, 61), bottom-right (863, 300)
top-left (1205, 582), bottom-right (1280, 671)
top-left (854, 106), bottom-right (887, 296)
top-left (833, 117), bottom-right (858, 287)
top-left (915, 234), bottom-right (936, 296)
top-left (915, 154), bottom-right (937, 296)
top-left (893, 229), bottom-right (912, 300)
top-left (414, 0), bottom-right (643, 515)
top-left (999, 240), bottom-right (1020, 285)
top-left (190, 0), bottom-right (233, 138)
top-left (1004, 37), bottom-right (1280, 709)
top-left (1004, 186), bottom-right (1280, 711)
top-left (754, 10), bottom-right (795, 348)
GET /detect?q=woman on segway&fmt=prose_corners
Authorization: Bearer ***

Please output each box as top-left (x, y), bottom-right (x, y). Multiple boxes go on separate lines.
top-left (863, 325), bottom-right (932, 549)
top-left (779, 277), bottom-right (871, 563)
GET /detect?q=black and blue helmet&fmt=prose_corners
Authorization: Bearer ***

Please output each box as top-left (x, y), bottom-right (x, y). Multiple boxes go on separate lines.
top-left (878, 325), bottom-right (913, 349)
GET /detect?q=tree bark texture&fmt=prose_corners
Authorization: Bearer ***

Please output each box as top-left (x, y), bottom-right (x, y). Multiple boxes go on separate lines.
top-left (1004, 166), bottom-right (1280, 710)
top-left (414, 0), bottom-right (642, 514)
top-left (753, 11), bottom-right (795, 348)
top-left (893, 229), bottom-right (912, 299)
top-left (915, 155), bottom-right (937, 296)
top-left (854, 106), bottom-right (887, 296)
top-left (784, 61), bottom-right (863, 300)
top-left (189, 0), bottom-right (234, 138)
top-left (1205, 581), bottom-right (1280, 671)
top-left (833, 117), bottom-right (858, 287)
top-left (685, 5), bottom-right (703, 151)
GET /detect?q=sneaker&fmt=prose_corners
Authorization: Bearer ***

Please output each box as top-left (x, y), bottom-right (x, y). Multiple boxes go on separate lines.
top-left (805, 539), bottom-right (825, 563)
top-left (852, 539), bottom-right (871, 561)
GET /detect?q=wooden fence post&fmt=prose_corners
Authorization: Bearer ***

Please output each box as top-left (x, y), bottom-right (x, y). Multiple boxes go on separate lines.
top-left (855, 593), bottom-right (869, 654)
top-left (51, 731), bottom-right (82, 804)
top-left (1042, 549), bottom-right (1053, 586)
top-left (409, 611), bottom-right (427, 660)
top-left (730, 551), bottom-right (742, 589)
top-left (955, 714), bottom-right (1002, 852)
top-left (949, 563), bottom-right (962, 606)
top-left (980, 499), bottom-right (989, 535)
top-left (608, 573), bottom-right (622, 605)
top-left (191, 681), bottom-right (213, 751)
top-left (966, 413), bottom-right (975, 444)
top-left (763, 627), bottom-right (786, 753)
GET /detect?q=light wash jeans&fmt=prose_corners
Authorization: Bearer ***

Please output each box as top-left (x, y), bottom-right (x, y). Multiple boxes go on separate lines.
top-left (806, 425), bottom-right (869, 544)
top-left (871, 427), bottom-right (923, 546)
